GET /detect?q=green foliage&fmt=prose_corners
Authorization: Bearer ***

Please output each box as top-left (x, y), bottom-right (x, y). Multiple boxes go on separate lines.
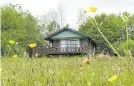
top-left (1, 6), bottom-right (26, 31)
top-left (65, 24), bottom-right (70, 28)
top-left (47, 21), bottom-right (57, 32)
top-left (114, 40), bottom-right (134, 56)
top-left (78, 13), bottom-right (134, 52)
top-left (128, 14), bottom-right (134, 40)
top-left (24, 13), bottom-right (44, 44)
top-left (1, 4), bottom-right (44, 56)
top-left (1, 6), bottom-right (26, 46)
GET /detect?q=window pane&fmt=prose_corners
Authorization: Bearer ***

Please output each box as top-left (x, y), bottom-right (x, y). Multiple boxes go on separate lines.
top-left (70, 40), bottom-right (79, 47)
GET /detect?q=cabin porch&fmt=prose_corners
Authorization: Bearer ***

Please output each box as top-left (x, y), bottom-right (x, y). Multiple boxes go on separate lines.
top-left (28, 45), bottom-right (90, 57)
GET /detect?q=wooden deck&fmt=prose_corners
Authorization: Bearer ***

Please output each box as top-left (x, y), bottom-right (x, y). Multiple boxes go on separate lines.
top-left (27, 45), bottom-right (89, 57)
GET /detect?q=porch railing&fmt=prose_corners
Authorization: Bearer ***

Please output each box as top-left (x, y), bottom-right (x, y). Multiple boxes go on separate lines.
top-left (28, 44), bottom-right (89, 57)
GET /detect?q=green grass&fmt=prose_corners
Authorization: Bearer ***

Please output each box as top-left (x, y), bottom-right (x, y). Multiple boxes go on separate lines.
top-left (1, 56), bottom-right (134, 86)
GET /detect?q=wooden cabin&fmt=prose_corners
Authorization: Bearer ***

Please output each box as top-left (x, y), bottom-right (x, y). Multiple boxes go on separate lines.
top-left (28, 28), bottom-right (97, 57)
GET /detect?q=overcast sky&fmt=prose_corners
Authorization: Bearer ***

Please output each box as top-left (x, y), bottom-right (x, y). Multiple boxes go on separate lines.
top-left (1, 0), bottom-right (134, 28)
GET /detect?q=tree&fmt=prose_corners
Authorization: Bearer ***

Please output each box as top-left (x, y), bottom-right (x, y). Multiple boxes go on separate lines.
top-left (46, 21), bottom-right (60, 35)
top-left (77, 10), bottom-right (87, 28)
top-left (1, 4), bottom-right (44, 56)
top-left (78, 13), bottom-right (133, 52)
top-left (1, 4), bottom-right (26, 47)
top-left (128, 14), bottom-right (134, 40)
top-left (58, 5), bottom-right (66, 28)
top-left (39, 5), bottom-right (66, 35)
top-left (24, 13), bottom-right (44, 44)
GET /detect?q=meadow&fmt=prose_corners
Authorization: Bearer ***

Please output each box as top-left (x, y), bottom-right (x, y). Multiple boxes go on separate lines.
top-left (1, 56), bottom-right (134, 86)
top-left (1, 3), bottom-right (134, 86)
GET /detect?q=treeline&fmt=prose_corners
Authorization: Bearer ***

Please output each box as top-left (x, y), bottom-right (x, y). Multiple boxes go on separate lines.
top-left (78, 13), bottom-right (134, 55)
top-left (1, 4), bottom-right (45, 56)
top-left (1, 4), bottom-right (67, 56)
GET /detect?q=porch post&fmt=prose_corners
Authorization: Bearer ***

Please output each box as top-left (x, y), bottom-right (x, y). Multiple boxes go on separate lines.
top-left (48, 40), bottom-right (50, 57)
top-left (92, 46), bottom-right (95, 59)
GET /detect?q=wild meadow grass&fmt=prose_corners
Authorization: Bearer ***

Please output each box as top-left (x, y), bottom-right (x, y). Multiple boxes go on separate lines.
top-left (1, 56), bottom-right (134, 86)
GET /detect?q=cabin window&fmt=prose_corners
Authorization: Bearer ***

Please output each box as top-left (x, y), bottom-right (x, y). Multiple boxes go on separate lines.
top-left (60, 39), bottom-right (80, 47)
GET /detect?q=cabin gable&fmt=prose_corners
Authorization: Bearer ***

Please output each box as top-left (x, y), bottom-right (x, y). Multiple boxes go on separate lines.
top-left (51, 30), bottom-right (84, 39)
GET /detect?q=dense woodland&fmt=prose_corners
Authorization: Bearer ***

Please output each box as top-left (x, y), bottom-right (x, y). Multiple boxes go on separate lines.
top-left (1, 4), bottom-right (134, 56)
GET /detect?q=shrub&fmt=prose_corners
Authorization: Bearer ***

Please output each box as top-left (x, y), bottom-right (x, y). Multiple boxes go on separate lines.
top-left (113, 40), bottom-right (134, 56)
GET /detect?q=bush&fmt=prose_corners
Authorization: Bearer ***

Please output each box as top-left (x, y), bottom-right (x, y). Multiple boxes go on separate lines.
top-left (113, 40), bottom-right (134, 56)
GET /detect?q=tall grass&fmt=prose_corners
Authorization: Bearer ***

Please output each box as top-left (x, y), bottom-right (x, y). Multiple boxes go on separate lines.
top-left (1, 57), bottom-right (134, 86)
top-left (113, 40), bottom-right (134, 56)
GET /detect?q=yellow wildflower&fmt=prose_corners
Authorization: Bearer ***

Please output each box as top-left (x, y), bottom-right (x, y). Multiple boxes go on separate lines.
top-left (82, 58), bottom-right (91, 64)
top-left (83, 60), bottom-right (87, 64)
top-left (108, 75), bottom-right (119, 83)
top-left (12, 55), bottom-right (18, 58)
top-left (29, 43), bottom-right (37, 48)
top-left (89, 7), bottom-right (97, 13)
top-left (9, 40), bottom-right (16, 45)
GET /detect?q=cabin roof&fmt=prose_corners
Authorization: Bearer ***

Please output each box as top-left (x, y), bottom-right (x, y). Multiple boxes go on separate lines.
top-left (45, 28), bottom-right (97, 46)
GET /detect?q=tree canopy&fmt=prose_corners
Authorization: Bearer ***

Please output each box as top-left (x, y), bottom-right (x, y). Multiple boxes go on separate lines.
top-left (78, 13), bottom-right (134, 52)
top-left (1, 4), bottom-right (44, 55)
